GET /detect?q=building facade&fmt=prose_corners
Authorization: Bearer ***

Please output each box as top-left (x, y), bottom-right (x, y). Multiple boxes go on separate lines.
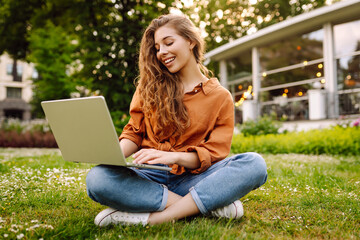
top-left (0, 53), bottom-right (36, 120)
top-left (205, 0), bottom-right (360, 124)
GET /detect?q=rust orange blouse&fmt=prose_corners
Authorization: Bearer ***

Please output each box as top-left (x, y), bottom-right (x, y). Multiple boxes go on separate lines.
top-left (119, 78), bottom-right (234, 175)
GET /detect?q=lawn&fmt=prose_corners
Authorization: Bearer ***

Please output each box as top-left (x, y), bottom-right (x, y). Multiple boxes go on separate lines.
top-left (0, 148), bottom-right (359, 239)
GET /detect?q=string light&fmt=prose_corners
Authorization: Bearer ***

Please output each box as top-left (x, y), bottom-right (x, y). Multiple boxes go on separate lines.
top-left (234, 85), bottom-right (253, 107)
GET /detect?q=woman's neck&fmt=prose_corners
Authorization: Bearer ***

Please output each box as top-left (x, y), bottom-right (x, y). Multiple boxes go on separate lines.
top-left (179, 59), bottom-right (208, 93)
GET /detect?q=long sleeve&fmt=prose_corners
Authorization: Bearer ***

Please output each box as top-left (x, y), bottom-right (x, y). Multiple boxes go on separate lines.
top-left (119, 90), bottom-right (145, 147)
top-left (118, 78), bottom-right (235, 175)
top-left (183, 92), bottom-right (234, 174)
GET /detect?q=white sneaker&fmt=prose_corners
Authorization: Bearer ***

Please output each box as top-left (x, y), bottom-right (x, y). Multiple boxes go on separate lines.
top-left (210, 200), bottom-right (244, 219)
top-left (94, 208), bottom-right (150, 227)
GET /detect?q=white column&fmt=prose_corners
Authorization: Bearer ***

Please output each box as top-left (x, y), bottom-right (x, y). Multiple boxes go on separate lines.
top-left (219, 60), bottom-right (228, 88)
top-left (243, 100), bottom-right (258, 121)
top-left (323, 23), bottom-right (338, 119)
top-left (251, 47), bottom-right (260, 119)
top-left (308, 89), bottom-right (327, 120)
top-left (252, 47), bottom-right (260, 101)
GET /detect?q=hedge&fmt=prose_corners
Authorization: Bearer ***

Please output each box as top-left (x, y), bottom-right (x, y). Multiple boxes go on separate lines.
top-left (1, 121), bottom-right (359, 154)
top-left (231, 126), bottom-right (360, 156)
top-left (0, 130), bottom-right (58, 148)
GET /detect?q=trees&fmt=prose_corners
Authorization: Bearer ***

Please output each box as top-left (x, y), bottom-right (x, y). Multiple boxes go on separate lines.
top-left (63, 0), bottom-right (174, 114)
top-left (182, 0), bottom-right (330, 52)
top-left (0, 0), bottom-right (174, 121)
top-left (0, 0), bottom-right (337, 122)
top-left (0, 0), bottom-right (45, 82)
top-left (27, 22), bottom-right (78, 117)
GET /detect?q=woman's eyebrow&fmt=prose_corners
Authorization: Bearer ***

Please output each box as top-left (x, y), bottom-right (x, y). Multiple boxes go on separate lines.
top-left (155, 36), bottom-right (173, 45)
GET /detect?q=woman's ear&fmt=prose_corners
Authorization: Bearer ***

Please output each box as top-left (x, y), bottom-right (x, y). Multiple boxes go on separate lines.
top-left (189, 41), bottom-right (196, 51)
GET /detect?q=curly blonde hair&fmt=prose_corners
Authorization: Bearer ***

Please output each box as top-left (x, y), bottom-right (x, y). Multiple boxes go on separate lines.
top-left (137, 14), bottom-right (211, 139)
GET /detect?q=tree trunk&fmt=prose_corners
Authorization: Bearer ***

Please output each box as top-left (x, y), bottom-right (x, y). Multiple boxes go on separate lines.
top-left (12, 58), bottom-right (21, 82)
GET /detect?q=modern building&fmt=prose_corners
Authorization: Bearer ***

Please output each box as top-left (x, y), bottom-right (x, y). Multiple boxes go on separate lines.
top-left (0, 53), bottom-right (37, 120)
top-left (205, 0), bottom-right (360, 125)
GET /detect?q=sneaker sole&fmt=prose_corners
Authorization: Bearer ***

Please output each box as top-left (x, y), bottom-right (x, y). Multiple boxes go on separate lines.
top-left (95, 208), bottom-right (119, 227)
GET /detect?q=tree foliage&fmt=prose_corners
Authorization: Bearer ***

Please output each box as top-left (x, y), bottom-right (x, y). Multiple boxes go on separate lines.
top-left (0, 0), bottom-right (340, 123)
top-left (1, 0), bottom-right (174, 120)
top-left (0, 0), bottom-right (44, 59)
top-left (0, 0), bottom-right (45, 82)
top-left (62, 0), bottom-right (174, 114)
top-left (27, 21), bottom-right (78, 117)
top-left (182, 0), bottom-right (333, 52)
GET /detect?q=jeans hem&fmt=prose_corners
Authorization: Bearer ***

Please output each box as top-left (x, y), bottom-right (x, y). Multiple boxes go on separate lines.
top-left (190, 187), bottom-right (208, 215)
top-left (157, 184), bottom-right (168, 212)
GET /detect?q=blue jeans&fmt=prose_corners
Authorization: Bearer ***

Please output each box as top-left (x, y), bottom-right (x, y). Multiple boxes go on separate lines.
top-left (86, 152), bottom-right (267, 215)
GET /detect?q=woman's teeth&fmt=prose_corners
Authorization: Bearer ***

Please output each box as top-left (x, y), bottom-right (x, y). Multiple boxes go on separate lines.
top-left (165, 57), bottom-right (175, 64)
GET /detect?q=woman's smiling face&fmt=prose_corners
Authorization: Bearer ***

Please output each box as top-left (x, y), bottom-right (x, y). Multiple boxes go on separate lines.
top-left (154, 25), bottom-right (194, 74)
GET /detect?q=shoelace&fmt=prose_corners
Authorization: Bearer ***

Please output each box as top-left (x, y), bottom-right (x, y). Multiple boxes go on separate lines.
top-left (112, 213), bottom-right (146, 222)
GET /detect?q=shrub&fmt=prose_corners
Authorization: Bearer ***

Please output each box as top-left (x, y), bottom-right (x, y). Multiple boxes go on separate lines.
top-left (239, 115), bottom-right (282, 136)
top-left (0, 112), bottom-right (130, 148)
top-left (231, 126), bottom-right (360, 156)
top-left (1, 119), bottom-right (26, 134)
top-left (0, 119), bottom-right (57, 148)
top-left (0, 130), bottom-right (58, 148)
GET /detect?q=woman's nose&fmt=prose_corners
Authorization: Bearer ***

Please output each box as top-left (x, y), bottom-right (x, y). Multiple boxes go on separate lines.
top-left (158, 46), bottom-right (168, 55)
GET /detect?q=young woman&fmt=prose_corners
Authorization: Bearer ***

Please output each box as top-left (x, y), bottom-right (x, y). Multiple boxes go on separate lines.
top-left (86, 14), bottom-right (267, 227)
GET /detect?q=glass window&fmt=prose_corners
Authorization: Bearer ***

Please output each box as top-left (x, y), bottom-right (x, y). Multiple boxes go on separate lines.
top-left (337, 55), bottom-right (360, 90)
top-left (257, 28), bottom-right (323, 121)
top-left (334, 20), bottom-right (360, 57)
top-left (339, 92), bottom-right (360, 115)
top-left (260, 84), bottom-right (312, 102)
top-left (261, 62), bottom-right (324, 88)
top-left (6, 64), bottom-right (12, 75)
top-left (258, 28), bottom-right (324, 105)
top-left (6, 87), bottom-right (22, 99)
top-left (335, 19), bottom-right (360, 116)
top-left (16, 65), bottom-right (23, 79)
top-left (259, 29), bottom-right (323, 71)
top-left (6, 63), bottom-right (23, 81)
top-left (261, 99), bottom-right (308, 121)
top-left (226, 50), bottom-right (252, 108)
top-left (230, 79), bottom-right (253, 102)
top-left (226, 50), bottom-right (252, 82)
top-left (32, 68), bottom-right (39, 79)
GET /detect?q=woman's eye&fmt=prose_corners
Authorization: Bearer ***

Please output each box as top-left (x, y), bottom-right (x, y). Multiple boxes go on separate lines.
top-left (166, 42), bottom-right (173, 46)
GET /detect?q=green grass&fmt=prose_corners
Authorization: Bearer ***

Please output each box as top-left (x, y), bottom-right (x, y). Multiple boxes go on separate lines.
top-left (0, 148), bottom-right (359, 239)
top-left (231, 126), bottom-right (360, 156)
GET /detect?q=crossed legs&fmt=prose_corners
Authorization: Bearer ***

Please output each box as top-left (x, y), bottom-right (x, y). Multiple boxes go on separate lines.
top-left (86, 153), bottom-right (268, 226)
top-left (148, 191), bottom-right (199, 225)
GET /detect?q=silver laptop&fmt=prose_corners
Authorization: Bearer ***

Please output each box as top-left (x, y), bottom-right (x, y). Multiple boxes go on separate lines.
top-left (41, 96), bottom-right (172, 171)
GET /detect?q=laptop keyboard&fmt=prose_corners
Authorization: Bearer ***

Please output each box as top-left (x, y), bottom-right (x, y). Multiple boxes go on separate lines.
top-left (133, 163), bottom-right (151, 168)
